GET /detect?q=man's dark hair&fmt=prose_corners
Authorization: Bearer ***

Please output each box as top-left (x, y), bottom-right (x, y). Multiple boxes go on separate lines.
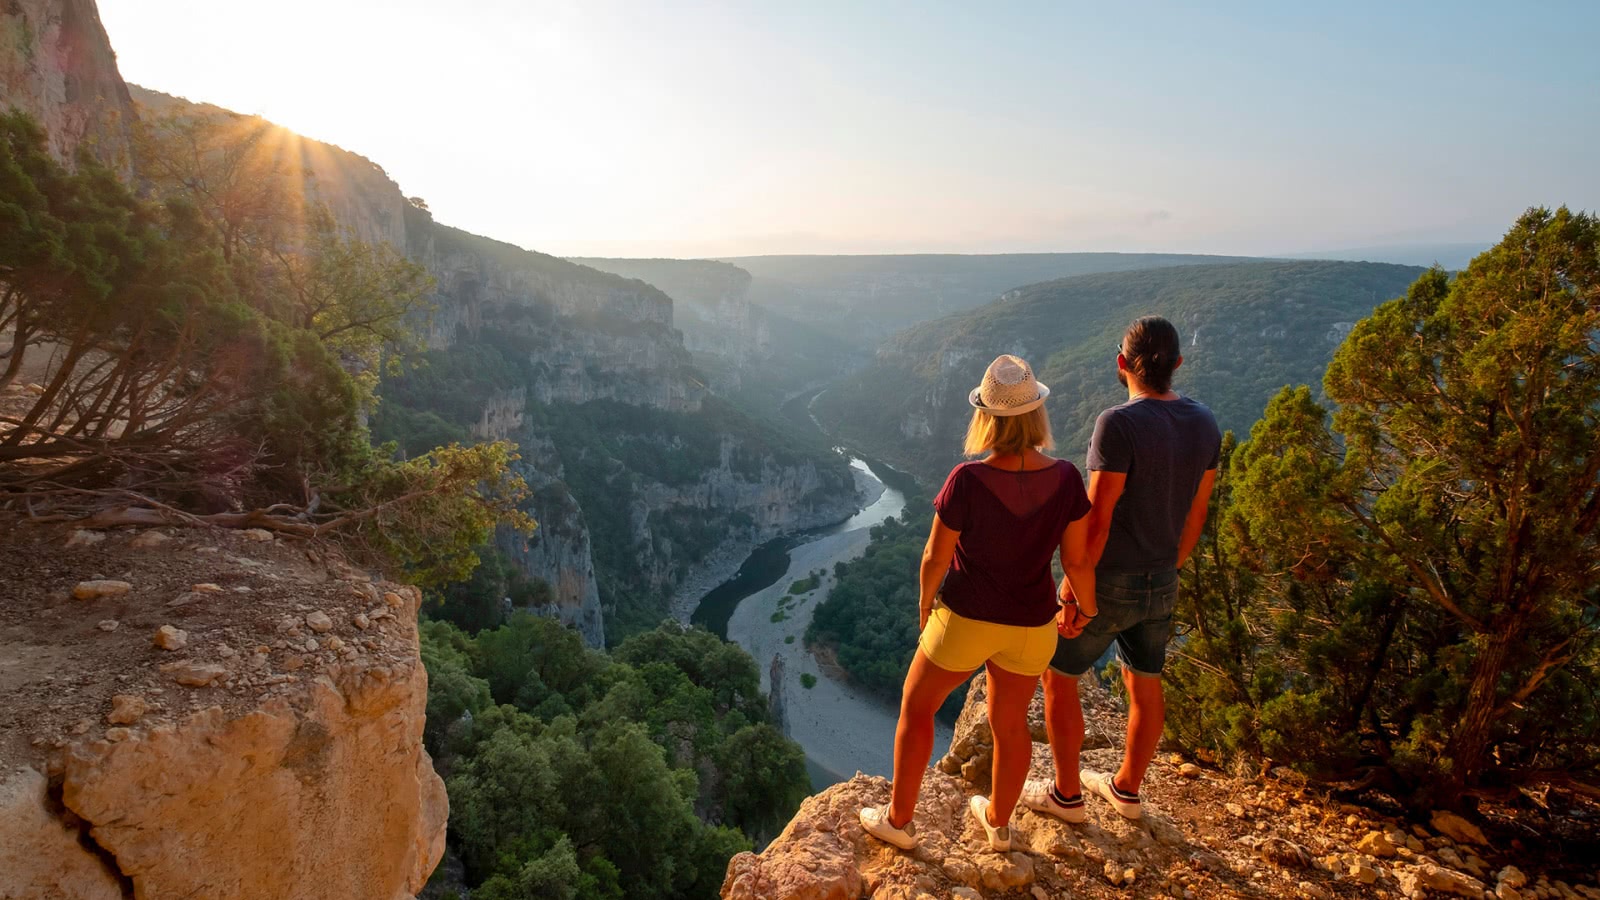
top-left (1122, 316), bottom-right (1182, 393)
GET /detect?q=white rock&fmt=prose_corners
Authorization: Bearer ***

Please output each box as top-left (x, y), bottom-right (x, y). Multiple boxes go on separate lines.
top-left (66, 530), bottom-right (106, 548)
top-left (96, 619), bottom-right (119, 632)
top-left (304, 611), bottom-right (334, 633)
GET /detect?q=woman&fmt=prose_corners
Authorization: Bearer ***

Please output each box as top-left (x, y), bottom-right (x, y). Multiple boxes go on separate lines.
top-left (860, 354), bottom-right (1096, 852)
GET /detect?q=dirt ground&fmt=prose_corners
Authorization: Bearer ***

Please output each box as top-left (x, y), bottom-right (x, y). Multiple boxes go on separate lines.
top-left (0, 518), bottom-right (403, 777)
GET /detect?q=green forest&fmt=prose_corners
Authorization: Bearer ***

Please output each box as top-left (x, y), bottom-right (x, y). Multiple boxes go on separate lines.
top-left (811, 209), bottom-right (1600, 805)
top-left (421, 615), bottom-right (809, 899)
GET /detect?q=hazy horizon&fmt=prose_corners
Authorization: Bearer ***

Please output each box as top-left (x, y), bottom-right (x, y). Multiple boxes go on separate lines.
top-left (99, 1), bottom-right (1596, 258)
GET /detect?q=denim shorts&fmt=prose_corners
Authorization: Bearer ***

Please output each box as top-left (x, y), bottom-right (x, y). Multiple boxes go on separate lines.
top-left (1050, 569), bottom-right (1179, 677)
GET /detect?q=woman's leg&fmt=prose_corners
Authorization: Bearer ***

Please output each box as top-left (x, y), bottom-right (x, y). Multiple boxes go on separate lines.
top-left (888, 650), bottom-right (972, 826)
top-left (984, 661), bottom-right (1042, 826)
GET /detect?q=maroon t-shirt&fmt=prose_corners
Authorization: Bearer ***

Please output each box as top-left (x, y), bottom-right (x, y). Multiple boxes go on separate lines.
top-left (933, 458), bottom-right (1093, 627)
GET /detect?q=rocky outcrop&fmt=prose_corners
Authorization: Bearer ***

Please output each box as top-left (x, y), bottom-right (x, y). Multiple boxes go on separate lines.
top-left (721, 670), bottom-right (1581, 900)
top-left (0, 526), bottom-right (446, 900)
top-left (0, 0), bottom-right (134, 176)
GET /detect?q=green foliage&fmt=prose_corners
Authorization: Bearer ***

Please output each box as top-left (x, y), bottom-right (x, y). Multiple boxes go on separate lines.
top-left (427, 546), bottom-right (553, 634)
top-left (422, 618), bottom-right (808, 898)
top-left (788, 570), bottom-right (824, 595)
top-left (800, 673), bottom-right (817, 689)
top-left (1165, 209), bottom-right (1600, 797)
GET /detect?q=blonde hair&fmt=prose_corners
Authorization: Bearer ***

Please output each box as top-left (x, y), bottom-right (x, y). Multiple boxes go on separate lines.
top-left (963, 406), bottom-right (1055, 457)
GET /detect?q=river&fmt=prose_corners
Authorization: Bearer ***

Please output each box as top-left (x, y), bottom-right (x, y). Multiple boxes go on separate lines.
top-left (695, 456), bottom-right (955, 790)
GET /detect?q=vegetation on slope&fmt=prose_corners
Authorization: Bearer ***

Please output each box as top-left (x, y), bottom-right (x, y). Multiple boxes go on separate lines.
top-left (1167, 208), bottom-right (1600, 800)
top-left (814, 259), bottom-right (1426, 480)
top-left (0, 108), bottom-right (527, 585)
top-left (422, 616), bottom-right (809, 900)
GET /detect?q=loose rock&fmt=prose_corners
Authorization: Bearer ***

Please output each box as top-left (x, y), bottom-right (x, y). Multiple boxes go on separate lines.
top-left (73, 579), bottom-right (132, 600)
top-left (161, 661), bottom-right (228, 686)
top-left (190, 583), bottom-right (224, 593)
top-left (305, 611), bottom-right (334, 633)
top-left (241, 528), bottom-right (274, 542)
top-left (1178, 763), bottom-right (1201, 778)
top-left (97, 619), bottom-right (119, 632)
top-left (1355, 830), bottom-right (1398, 858)
top-left (129, 530), bottom-right (172, 549)
top-left (107, 694), bottom-right (148, 725)
top-left (66, 530), bottom-right (106, 548)
top-left (1430, 809), bottom-right (1489, 846)
top-left (152, 625), bottom-right (189, 651)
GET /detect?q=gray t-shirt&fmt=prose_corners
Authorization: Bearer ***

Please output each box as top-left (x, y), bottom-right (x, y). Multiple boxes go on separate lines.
top-left (1087, 396), bottom-right (1222, 573)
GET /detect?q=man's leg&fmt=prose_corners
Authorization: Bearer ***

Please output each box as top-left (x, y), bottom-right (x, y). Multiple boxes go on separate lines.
top-left (1041, 668), bottom-right (1084, 798)
top-left (1116, 667), bottom-right (1165, 795)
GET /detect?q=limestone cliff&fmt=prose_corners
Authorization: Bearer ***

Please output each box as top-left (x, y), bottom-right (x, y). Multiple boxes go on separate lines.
top-left (570, 258), bottom-right (768, 391)
top-left (0, 525), bottom-right (446, 900)
top-left (0, 0), bottom-right (133, 176)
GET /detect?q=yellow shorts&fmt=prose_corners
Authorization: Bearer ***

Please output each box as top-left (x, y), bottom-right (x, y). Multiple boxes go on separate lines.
top-left (918, 605), bottom-right (1058, 677)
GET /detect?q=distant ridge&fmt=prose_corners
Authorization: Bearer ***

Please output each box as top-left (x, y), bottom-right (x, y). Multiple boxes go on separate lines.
top-left (1281, 241), bottom-right (1489, 270)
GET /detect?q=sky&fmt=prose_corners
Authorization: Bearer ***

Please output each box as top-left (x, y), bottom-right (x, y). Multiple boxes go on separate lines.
top-left (98, 1), bottom-right (1600, 259)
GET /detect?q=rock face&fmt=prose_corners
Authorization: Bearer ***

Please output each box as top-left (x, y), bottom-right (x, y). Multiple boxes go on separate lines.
top-left (0, 527), bottom-right (447, 900)
top-left (569, 258), bottom-right (767, 391)
top-left (60, 661), bottom-right (445, 899)
top-left (0, 0), bottom-right (134, 176)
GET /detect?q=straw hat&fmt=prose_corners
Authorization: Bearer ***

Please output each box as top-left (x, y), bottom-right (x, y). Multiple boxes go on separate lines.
top-left (968, 355), bottom-right (1049, 416)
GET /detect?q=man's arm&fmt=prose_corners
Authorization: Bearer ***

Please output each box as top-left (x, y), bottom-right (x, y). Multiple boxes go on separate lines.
top-left (1175, 468), bottom-right (1219, 568)
top-left (919, 515), bottom-right (959, 630)
top-left (1084, 469), bottom-right (1127, 567)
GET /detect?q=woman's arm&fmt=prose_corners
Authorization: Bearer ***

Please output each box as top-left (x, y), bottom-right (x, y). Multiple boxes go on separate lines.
top-left (919, 515), bottom-right (960, 630)
top-left (1057, 512), bottom-right (1098, 637)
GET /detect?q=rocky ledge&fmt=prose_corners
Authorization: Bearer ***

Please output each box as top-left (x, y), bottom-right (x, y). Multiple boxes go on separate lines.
top-left (0, 524), bottom-right (445, 900)
top-left (723, 673), bottom-right (1596, 900)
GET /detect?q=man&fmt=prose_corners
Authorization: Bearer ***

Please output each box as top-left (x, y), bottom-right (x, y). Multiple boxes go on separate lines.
top-left (1023, 315), bottom-right (1221, 822)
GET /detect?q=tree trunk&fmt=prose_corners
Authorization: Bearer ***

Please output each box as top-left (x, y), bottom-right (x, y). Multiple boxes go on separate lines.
top-left (1446, 629), bottom-right (1513, 795)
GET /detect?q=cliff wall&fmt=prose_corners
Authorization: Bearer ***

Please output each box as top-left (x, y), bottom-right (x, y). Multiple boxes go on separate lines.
top-left (0, 525), bottom-right (446, 900)
top-left (0, 0), bottom-right (133, 176)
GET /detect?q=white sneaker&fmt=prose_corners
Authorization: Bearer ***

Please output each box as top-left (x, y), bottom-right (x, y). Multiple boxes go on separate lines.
top-left (969, 795), bottom-right (1012, 851)
top-left (1081, 769), bottom-right (1142, 821)
top-left (859, 805), bottom-right (918, 850)
top-left (1021, 779), bottom-right (1088, 824)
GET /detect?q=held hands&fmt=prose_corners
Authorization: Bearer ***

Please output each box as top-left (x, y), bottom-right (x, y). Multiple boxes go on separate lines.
top-left (1056, 585), bottom-right (1097, 639)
